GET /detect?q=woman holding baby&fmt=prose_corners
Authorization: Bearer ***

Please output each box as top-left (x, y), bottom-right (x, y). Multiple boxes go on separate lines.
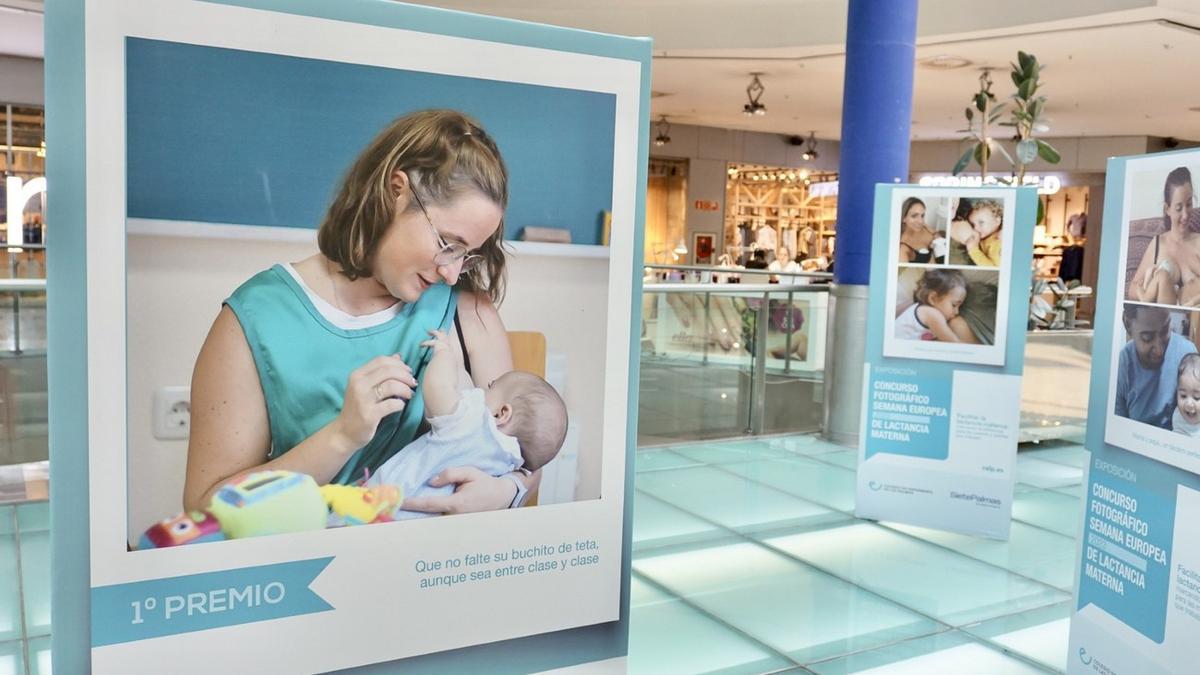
top-left (1128, 166), bottom-right (1200, 307)
top-left (183, 110), bottom-right (534, 516)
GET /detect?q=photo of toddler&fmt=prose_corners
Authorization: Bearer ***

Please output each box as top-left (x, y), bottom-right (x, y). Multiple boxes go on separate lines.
top-left (1173, 353), bottom-right (1200, 436)
top-left (894, 269), bottom-right (968, 342)
top-left (960, 199), bottom-right (1004, 267)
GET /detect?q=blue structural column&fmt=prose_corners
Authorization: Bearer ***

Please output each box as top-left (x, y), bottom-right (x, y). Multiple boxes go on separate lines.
top-left (824, 0), bottom-right (918, 445)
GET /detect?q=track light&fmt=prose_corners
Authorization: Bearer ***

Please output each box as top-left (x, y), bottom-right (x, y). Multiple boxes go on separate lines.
top-left (742, 74), bottom-right (767, 117)
top-left (800, 132), bottom-right (819, 161)
top-left (653, 116), bottom-right (672, 146)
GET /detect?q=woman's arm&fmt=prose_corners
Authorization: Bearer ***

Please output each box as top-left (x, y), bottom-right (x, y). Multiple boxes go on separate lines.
top-left (458, 290), bottom-right (514, 386)
top-left (183, 307), bottom-right (414, 511)
top-left (1127, 237), bottom-right (1158, 300)
top-left (917, 306), bottom-right (961, 343)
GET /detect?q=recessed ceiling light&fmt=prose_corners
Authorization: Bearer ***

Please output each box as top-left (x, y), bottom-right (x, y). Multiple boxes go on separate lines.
top-left (919, 54), bottom-right (973, 70)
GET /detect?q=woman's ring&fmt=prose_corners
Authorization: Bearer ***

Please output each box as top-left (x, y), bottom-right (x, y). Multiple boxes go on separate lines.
top-left (375, 384), bottom-right (384, 402)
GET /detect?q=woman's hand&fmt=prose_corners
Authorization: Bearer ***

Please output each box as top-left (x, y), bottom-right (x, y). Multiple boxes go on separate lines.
top-left (332, 354), bottom-right (418, 450)
top-left (401, 466), bottom-right (518, 515)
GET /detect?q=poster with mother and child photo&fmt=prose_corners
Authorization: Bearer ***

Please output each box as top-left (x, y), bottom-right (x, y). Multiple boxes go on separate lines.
top-left (1108, 154), bottom-right (1200, 472)
top-left (884, 188), bottom-right (1016, 367)
top-left (55, 0), bottom-right (648, 671)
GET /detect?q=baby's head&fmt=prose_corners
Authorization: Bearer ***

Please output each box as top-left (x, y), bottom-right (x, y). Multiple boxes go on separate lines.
top-left (968, 199), bottom-right (1003, 240)
top-left (914, 269), bottom-right (967, 321)
top-left (485, 371), bottom-right (568, 472)
top-left (1177, 354), bottom-right (1200, 425)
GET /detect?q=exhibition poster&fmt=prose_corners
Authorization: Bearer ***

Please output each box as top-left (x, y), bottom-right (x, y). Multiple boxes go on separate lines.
top-left (856, 185), bottom-right (1037, 539)
top-left (47, 0), bottom-right (649, 672)
top-left (1067, 150), bottom-right (1200, 675)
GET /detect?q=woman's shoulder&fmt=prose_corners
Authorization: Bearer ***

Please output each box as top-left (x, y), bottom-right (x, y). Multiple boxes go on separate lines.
top-left (227, 264), bottom-right (292, 306)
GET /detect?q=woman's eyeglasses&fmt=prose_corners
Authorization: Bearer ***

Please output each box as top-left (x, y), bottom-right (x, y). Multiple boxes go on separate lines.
top-left (410, 189), bottom-right (483, 271)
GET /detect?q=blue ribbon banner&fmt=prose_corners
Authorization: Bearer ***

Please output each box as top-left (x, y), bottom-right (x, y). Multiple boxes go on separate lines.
top-left (91, 557), bottom-right (334, 647)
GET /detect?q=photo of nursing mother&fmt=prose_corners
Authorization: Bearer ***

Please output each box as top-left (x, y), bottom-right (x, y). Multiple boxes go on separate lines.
top-left (897, 196), bottom-right (949, 265)
top-left (893, 266), bottom-right (1000, 345)
top-left (1125, 166), bottom-right (1200, 308)
top-left (180, 110), bottom-right (555, 527)
top-left (1114, 303), bottom-right (1199, 431)
top-left (946, 197), bottom-right (1005, 268)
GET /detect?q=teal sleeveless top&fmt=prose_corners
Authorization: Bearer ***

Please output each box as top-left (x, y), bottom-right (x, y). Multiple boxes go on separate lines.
top-left (225, 264), bottom-right (458, 484)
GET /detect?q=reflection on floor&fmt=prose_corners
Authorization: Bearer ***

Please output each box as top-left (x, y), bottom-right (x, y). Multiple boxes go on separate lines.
top-left (0, 501), bottom-right (51, 675)
top-left (630, 435), bottom-right (1085, 675)
top-left (0, 435), bottom-right (1085, 675)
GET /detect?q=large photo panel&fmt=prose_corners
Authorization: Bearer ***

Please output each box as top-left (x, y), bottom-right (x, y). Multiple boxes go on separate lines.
top-left (71, 0), bottom-right (647, 672)
top-left (1105, 153), bottom-right (1200, 473)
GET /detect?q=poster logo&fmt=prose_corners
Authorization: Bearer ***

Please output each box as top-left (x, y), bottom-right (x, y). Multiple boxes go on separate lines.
top-left (868, 481), bottom-right (883, 491)
top-left (1078, 647), bottom-right (1092, 666)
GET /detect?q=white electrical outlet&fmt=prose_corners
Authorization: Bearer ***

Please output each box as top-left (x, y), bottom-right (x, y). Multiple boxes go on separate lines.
top-left (153, 386), bottom-right (191, 440)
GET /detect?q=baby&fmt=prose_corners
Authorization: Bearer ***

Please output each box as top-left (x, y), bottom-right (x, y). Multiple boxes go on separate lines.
top-left (1173, 353), bottom-right (1200, 437)
top-left (963, 199), bottom-right (1004, 267)
top-left (895, 269), bottom-right (968, 343)
top-left (364, 329), bottom-right (568, 519)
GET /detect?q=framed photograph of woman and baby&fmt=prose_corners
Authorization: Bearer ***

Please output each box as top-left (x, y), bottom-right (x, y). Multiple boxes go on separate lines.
top-left (883, 188), bottom-right (1017, 366)
top-left (61, 0), bottom-right (646, 670)
top-left (1107, 152), bottom-right (1200, 472)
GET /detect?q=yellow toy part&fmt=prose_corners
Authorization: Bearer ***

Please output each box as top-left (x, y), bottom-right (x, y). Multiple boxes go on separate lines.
top-left (321, 484), bottom-right (403, 525)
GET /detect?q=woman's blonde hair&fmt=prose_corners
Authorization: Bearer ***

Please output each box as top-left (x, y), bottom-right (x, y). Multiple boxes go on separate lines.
top-left (317, 109), bottom-right (509, 303)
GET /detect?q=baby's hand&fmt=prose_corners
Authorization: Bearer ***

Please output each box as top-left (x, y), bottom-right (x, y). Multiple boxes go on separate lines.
top-left (421, 329), bottom-right (453, 353)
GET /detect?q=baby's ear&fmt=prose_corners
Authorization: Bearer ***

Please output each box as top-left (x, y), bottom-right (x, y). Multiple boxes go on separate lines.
top-left (494, 403), bottom-right (514, 428)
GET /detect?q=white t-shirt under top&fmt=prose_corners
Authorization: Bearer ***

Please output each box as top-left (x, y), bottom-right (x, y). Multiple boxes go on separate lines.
top-left (284, 263), bottom-right (402, 330)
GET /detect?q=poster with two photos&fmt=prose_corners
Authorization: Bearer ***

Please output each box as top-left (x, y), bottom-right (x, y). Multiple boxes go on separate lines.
top-left (1067, 150), bottom-right (1200, 675)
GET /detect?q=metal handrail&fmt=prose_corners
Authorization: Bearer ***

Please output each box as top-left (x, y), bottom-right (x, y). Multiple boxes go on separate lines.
top-left (0, 279), bottom-right (46, 291)
top-left (644, 262), bottom-right (833, 281)
top-left (643, 282), bottom-right (830, 293)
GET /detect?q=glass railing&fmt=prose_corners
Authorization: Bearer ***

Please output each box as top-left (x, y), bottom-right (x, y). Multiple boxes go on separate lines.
top-left (0, 248), bottom-right (49, 476)
top-left (638, 265), bottom-right (831, 445)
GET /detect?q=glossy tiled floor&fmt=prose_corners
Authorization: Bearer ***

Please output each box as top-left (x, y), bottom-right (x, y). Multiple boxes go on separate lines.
top-left (0, 436), bottom-right (1084, 675)
top-left (629, 435), bottom-right (1086, 674)
top-left (0, 500), bottom-right (51, 675)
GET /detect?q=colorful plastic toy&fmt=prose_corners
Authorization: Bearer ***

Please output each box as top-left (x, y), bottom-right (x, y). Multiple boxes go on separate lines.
top-left (321, 484), bottom-right (403, 526)
top-left (208, 470), bottom-right (328, 539)
top-left (138, 510), bottom-right (225, 549)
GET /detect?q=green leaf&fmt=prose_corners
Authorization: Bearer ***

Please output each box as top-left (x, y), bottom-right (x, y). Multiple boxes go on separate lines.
top-left (974, 142), bottom-right (991, 165)
top-left (1011, 70), bottom-right (1022, 88)
top-left (1018, 51), bottom-right (1035, 73)
top-left (1036, 139), bottom-right (1061, 164)
top-left (1016, 138), bottom-right (1038, 164)
top-left (953, 146), bottom-right (975, 175)
top-left (988, 111), bottom-right (1004, 124)
top-left (965, 107), bottom-right (974, 122)
top-left (1037, 197), bottom-right (1046, 225)
top-left (974, 93), bottom-right (987, 111)
top-left (1032, 99), bottom-right (1044, 119)
top-left (1017, 78), bottom-right (1034, 101)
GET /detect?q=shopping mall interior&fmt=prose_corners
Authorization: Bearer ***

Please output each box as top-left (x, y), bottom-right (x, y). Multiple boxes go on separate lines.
top-left (4, 0), bottom-right (1200, 673)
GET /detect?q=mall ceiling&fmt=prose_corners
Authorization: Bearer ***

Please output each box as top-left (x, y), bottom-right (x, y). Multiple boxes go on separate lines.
top-left (4, 0), bottom-right (1200, 141)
